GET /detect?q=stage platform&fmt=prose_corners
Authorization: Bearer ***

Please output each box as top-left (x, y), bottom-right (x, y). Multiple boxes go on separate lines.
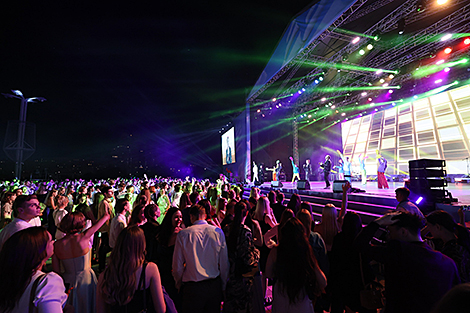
top-left (245, 180), bottom-right (470, 225)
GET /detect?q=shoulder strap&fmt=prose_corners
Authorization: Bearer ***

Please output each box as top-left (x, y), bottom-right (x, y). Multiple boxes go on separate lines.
top-left (29, 273), bottom-right (47, 313)
top-left (139, 262), bottom-right (148, 311)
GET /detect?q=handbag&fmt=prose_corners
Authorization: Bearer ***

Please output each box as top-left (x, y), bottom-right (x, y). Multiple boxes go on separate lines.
top-left (359, 254), bottom-right (385, 310)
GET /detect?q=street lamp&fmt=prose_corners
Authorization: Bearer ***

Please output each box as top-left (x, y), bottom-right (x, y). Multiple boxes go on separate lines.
top-left (2, 90), bottom-right (46, 179)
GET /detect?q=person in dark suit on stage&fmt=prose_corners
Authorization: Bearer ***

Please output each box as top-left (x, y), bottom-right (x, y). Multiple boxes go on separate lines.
top-left (225, 136), bottom-right (232, 164)
top-left (303, 159), bottom-right (312, 182)
top-left (320, 155), bottom-right (332, 189)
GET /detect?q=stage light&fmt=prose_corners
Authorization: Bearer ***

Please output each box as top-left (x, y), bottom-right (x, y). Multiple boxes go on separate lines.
top-left (298, 91), bottom-right (302, 94)
top-left (436, 59), bottom-right (445, 65)
top-left (325, 105), bottom-right (329, 108)
top-left (272, 98), bottom-right (276, 102)
top-left (321, 97), bottom-right (326, 102)
top-left (367, 44), bottom-right (373, 50)
top-left (444, 47), bottom-right (452, 54)
top-left (279, 103), bottom-right (282, 107)
top-left (374, 35), bottom-right (380, 41)
top-left (392, 102), bottom-right (396, 106)
top-left (379, 78), bottom-right (385, 83)
top-left (337, 69), bottom-right (341, 72)
top-left (359, 49), bottom-right (365, 56)
top-left (388, 90), bottom-right (394, 94)
top-left (262, 114), bottom-right (265, 117)
top-left (290, 93), bottom-right (293, 96)
top-left (444, 67), bottom-right (450, 72)
top-left (361, 92), bottom-right (367, 97)
top-left (319, 77), bottom-right (324, 81)
top-left (376, 69), bottom-right (383, 75)
top-left (416, 196), bottom-right (423, 204)
top-left (331, 105), bottom-right (336, 109)
top-left (341, 113), bottom-right (345, 116)
top-left (464, 38), bottom-right (470, 45)
top-left (398, 18), bottom-right (405, 35)
top-left (302, 88), bottom-right (306, 91)
top-left (375, 109), bottom-right (378, 111)
top-left (257, 109), bottom-right (260, 113)
top-left (435, 79), bottom-right (443, 84)
top-left (382, 83), bottom-right (389, 87)
top-left (441, 33), bottom-right (452, 41)
top-left (437, 0), bottom-right (448, 5)
top-left (352, 37), bottom-right (360, 44)
top-left (314, 79), bottom-right (319, 84)
top-left (370, 103), bottom-right (375, 106)
top-left (389, 74), bottom-right (394, 79)
top-left (368, 97), bottom-right (373, 101)
top-left (413, 95), bottom-right (418, 99)
top-left (308, 114), bottom-right (311, 118)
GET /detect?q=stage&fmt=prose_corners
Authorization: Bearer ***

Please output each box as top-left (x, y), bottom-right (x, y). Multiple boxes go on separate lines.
top-left (245, 180), bottom-right (470, 225)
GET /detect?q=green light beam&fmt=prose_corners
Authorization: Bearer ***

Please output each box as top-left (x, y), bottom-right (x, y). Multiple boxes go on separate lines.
top-left (303, 60), bottom-right (397, 74)
top-left (334, 28), bottom-right (378, 40)
top-left (413, 58), bottom-right (468, 78)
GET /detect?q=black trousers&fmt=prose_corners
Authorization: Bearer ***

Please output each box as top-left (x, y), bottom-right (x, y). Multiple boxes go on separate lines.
top-left (181, 277), bottom-right (222, 313)
top-left (98, 232), bottom-right (111, 271)
top-left (324, 171), bottom-right (330, 187)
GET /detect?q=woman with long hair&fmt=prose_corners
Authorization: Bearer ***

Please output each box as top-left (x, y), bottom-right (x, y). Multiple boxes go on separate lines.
top-left (97, 226), bottom-right (166, 313)
top-left (426, 210), bottom-right (470, 283)
top-left (129, 204), bottom-right (147, 227)
top-left (156, 207), bottom-right (183, 311)
top-left (53, 210), bottom-right (110, 313)
top-left (45, 188), bottom-right (58, 237)
top-left (287, 194), bottom-right (302, 216)
top-left (223, 201), bottom-right (260, 313)
top-left (0, 191), bottom-right (16, 228)
top-left (266, 218), bottom-right (327, 313)
top-left (156, 183), bottom-right (170, 224)
top-left (0, 227), bottom-right (67, 312)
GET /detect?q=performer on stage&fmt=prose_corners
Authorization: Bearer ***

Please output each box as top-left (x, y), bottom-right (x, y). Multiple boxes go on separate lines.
top-left (334, 158), bottom-right (344, 180)
top-left (289, 156), bottom-right (300, 183)
top-left (337, 150), bottom-right (352, 182)
top-left (376, 150), bottom-right (389, 189)
top-left (267, 160), bottom-right (282, 181)
top-left (319, 155), bottom-right (331, 189)
top-left (252, 161), bottom-right (259, 184)
top-left (303, 159), bottom-right (312, 182)
top-left (358, 153), bottom-right (369, 185)
top-left (225, 136), bottom-right (232, 164)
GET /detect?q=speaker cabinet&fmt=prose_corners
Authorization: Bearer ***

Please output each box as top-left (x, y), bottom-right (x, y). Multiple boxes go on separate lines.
top-left (297, 180), bottom-right (310, 190)
top-left (271, 181), bottom-right (283, 188)
top-left (333, 180), bottom-right (349, 193)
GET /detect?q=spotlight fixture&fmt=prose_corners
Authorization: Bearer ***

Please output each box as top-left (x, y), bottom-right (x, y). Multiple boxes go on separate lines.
top-left (437, 0), bottom-right (448, 5)
top-left (464, 38), bottom-right (470, 45)
top-left (389, 74), bottom-right (395, 79)
top-left (379, 79), bottom-right (385, 83)
top-left (319, 76), bottom-right (324, 81)
top-left (257, 109), bottom-right (260, 113)
top-left (441, 33), bottom-right (452, 41)
top-left (444, 47), bottom-right (452, 54)
top-left (436, 59), bottom-right (445, 65)
top-left (367, 44), bottom-right (373, 50)
top-left (314, 79), bottom-right (319, 84)
top-left (376, 69), bottom-right (383, 75)
top-left (321, 97), bottom-right (326, 102)
top-left (368, 97), bottom-right (373, 101)
top-left (435, 79), bottom-right (443, 84)
top-left (444, 67), bottom-right (450, 72)
top-left (382, 83), bottom-right (389, 87)
top-left (359, 49), bottom-right (365, 56)
top-left (361, 92), bottom-right (367, 97)
top-left (397, 18), bottom-right (406, 35)
top-left (352, 37), bottom-right (360, 44)
top-left (388, 90), bottom-right (394, 94)
top-left (272, 98), bottom-right (276, 102)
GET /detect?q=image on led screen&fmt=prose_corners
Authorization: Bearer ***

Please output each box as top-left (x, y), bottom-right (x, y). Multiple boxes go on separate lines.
top-left (340, 84), bottom-right (470, 176)
top-left (222, 127), bottom-right (236, 165)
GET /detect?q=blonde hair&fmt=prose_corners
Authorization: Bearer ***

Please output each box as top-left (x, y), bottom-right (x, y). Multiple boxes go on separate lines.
top-left (57, 195), bottom-right (69, 207)
top-left (254, 196), bottom-right (272, 221)
top-left (318, 204), bottom-right (339, 248)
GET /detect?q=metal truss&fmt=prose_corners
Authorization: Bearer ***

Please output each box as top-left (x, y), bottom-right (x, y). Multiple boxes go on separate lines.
top-left (346, 0), bottom-right (396, 23)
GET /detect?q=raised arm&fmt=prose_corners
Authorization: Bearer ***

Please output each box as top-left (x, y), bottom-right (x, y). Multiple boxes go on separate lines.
top-left (148, 262), bottom-right (166, 313)
top-left (338, 181), bottom-right (350, 224)
top-left (83, 206), bottom-right (110, 240)
top-left (337, 150), bottom-right (345, 162)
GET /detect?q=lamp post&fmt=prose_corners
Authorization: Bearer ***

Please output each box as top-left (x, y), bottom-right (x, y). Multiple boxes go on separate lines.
top-left (2, 90), bottom-right (46, 179)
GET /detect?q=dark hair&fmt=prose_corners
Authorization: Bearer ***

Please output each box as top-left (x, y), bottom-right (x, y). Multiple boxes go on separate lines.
top-left (287, 194), bottom-right (302, 215)
top-left (392, 211), bottom-right (425, 235)
top-left (60, 211), bottom-right (86, 234)
top-left (198, 199), bottom-right (212, 217)
top-left (426, 210), bottom-right (470, 253)
top-left (157, 207), bottom-right (180, 246)
top-left (143, 204), bottom-right (159, 221)
top-left (395, 187), bottom-right (410, 199)
top-left (0, 227), bottom-right (50, 312)
top-left (189, 192), bottom-right (200, 205)
top-left (276, 192), bottom-right (285, 203)
top-left (13, 195), bottom-right (38, 216)
top-left (129, 204), bottom-right (145, 226)
top-left (189, 204), bottom-right (205, 218)
top-left (341, 212), bottom-right (362, 242)
top-left (268, 191), bottom-right (276, 205)
top-left (101, 186), bottom-right (112, 194)
top-left (276, 217), bottom-right (318, 304)
top-left (300, 202), bottom-right (313, 216)
top-left (179, 192), bottom-right (192, 209)
top-left (227, 201), bottom-right (249, 254)
top-left (115, 198), bottom-right (130, 215)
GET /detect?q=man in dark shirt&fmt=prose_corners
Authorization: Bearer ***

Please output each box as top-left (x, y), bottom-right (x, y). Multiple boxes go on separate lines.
top-left (320, 155), bottom-right (331, 189)
top-left (271, 192), bottom-right (287, 222)
top-left (354, 211), bottom-right (460, 313)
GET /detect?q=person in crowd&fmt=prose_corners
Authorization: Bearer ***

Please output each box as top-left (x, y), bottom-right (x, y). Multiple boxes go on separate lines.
top-left (129, 204), bottom-right (147, 227)
top-left (216, 197), bottom-right (227, 224)
top-left (431, 283), bottom-right (470, 313)
top-left (75, 193), bottom-right (97, 224)
top-left (54, 195), bottom-right (70, 240)
top-left (253, 196), bottom-right (277, 305)
top-left (315, 182), bottom-right (349, 251)
top-left (199, 198), bottom-right (221, 228)
top-left (267, 191), bottom-right (276, 209)
top-left (114, 182), bottom-right (127, 200)
top-left (266, 218), bottom-right (327, 313)
top-left (354, 211), bottom-right (460, 313)
top-left (0, 191), bottom-right (16, 228)
top-left (156, 183), bottom-right (171, 224)
top-left (329, 212), bottom-right (374, 313)
top-left (221, 199), bottom-right (238, 229)
top-left (140, 203), bottom-right (161, 262)
top-left (395, 187), bottom-right (424, 218)
top-left (271, 192), bottom-right (287, 223)
top-left (109, 198), bottom-right (131, 249)
top-left (286, 193), bottom-right (302, 216)
top-left (0, 194), bottom-right (42, 251)
top-left (0, 227), bottom-right (68, 312)
top-left (172, 205), bottom-right (229, 313)
top-left (179, 192), bottom-right (192, 227)
top-left (171, 184), bottom-right (183, 207)
top-left (263, 209), bottom-right (294, 248)
top-left (97, 186), bottom-right (115, 272)
top-left (223, 201), bottom-right (260, 313)
top-left (249, 187), bottom-right (260, 203)
top-left (97, 226), bottom-right (166, 313)
top-left (426, 210), bottom-right (470, 283)
top-left (53, 209), bottom-right (110, 313)
top-left (156, 207), bottom-right (183, 311)
top-left (45, 189), bottom-right (58, 237)
top-left (297, 209), bottom-right (328, 276)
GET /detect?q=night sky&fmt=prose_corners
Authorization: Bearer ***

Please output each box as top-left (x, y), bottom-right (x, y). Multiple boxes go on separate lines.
top-left (0, 0), bottom-right (312, 174)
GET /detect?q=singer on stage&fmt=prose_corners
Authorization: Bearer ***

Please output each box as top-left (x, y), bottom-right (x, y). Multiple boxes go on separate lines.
top-left (303, 159), bottom-right (312, 182)
top-left (376, 150), bottom-right (389, 189)
top-left (319, 155), bottom-right (331, 189)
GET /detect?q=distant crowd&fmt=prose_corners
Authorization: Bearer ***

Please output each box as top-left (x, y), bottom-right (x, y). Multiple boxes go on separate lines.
top-left (0, 175), bottom-right (469, 313)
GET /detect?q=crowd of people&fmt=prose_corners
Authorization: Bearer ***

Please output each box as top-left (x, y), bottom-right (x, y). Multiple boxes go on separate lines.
top-left (0, 175), bottom-right (469, 313)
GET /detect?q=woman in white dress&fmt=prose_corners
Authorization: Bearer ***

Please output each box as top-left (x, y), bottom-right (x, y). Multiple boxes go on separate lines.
top-left (52, 209), bottom-right (110, 313)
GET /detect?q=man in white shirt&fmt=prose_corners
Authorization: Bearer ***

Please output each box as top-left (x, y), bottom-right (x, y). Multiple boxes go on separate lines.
top-left (109, 198), bottom-right (131, 248)
top-left (53, 195), bottom-right (69, 240)
top-left (0, 195), bottom-right (42, 251)
top-left (98, 186), bottom-right (115, 271)
top-left (395, 187), bottom-right (424, 218)
top-left (172, 204), bottom-right (229, 313)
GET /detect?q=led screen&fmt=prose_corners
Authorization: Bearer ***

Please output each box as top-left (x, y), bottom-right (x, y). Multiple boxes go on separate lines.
top-left (222, 127), bottom-right (236, 165)
top-left (341, 84), bottom-right (470, 175)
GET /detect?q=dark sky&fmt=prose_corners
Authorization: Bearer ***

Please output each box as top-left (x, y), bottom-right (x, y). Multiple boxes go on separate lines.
top-left (0, 0), bottom-right (312, 171)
